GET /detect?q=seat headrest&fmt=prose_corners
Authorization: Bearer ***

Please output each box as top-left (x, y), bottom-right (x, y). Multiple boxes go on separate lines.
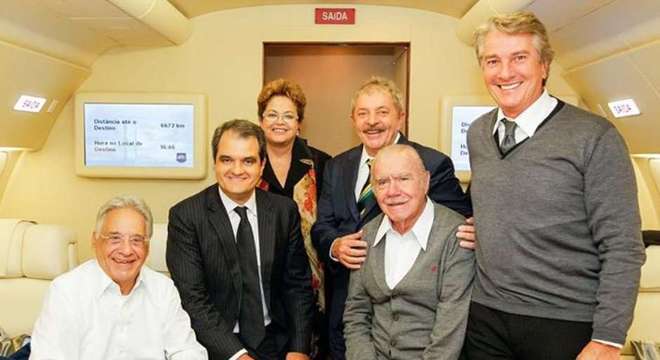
top-left (0, 219), bottom-right (35, 278)
top-left (640, 245), bottom-right (660, 290)
top-left (147, 223), bottom-right (168, 274)
top-left (22, 224), bottom-right (76, 280)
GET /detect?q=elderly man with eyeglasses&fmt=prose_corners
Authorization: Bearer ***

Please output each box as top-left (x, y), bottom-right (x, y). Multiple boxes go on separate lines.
top-left (29, 195), bottom-right (207, 360)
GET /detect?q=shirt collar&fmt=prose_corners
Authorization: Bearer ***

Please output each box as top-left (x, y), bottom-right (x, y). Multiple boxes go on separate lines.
top-left (218, 187), bottom-right (257, 217)
top-left (92, 259), bottom-right (146, 298)
top-left (359, 132), bottom-right (402, 166)
top-left (492, 89), bottom-right (557, 137)
top-left (373, 198), bottom-right (434, 250)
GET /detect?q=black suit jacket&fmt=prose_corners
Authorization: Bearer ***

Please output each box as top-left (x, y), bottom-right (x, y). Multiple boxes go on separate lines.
top-left (167, 185), bottom-right (314, 359)
top-left (311, 134), bottom-right (471, 356)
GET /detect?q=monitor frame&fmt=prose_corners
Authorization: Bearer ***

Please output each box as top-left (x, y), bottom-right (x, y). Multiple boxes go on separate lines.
top-left (74, 92), bottom-right (207, 179)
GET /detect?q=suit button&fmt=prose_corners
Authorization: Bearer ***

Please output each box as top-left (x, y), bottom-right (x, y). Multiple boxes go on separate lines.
top-left (390, 339), bottom-right (397, 347)
top-left (393, 313), bottom-right (399, 321)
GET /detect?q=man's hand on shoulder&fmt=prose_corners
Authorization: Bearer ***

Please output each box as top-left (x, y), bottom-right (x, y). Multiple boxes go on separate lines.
top-left (286, 352), bottom-right (310, 360)
top-left (456, 217), bottom-right (476, 250)
top-left (330, 231), bottom-right (368, 270)
top-left (576, 341), bottom-right (620, 360)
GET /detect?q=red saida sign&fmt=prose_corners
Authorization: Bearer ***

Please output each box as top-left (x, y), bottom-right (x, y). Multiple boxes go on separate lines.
top-left (315, 8), bottom-right (356, 25)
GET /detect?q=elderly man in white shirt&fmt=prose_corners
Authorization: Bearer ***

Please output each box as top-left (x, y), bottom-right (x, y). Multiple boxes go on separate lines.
top-left (30, 195), bottom-right (207, 360)
top-left (343, 144), bottom-right (474, 360)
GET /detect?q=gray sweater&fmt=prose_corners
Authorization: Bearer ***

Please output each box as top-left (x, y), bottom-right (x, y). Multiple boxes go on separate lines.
top-left (344, 204), bottom-right (474, 360)
top-left (467, 100), bottom-right (645, 344)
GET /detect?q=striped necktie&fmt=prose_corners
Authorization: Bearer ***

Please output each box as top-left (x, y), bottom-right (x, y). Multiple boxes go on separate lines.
top-left (357, 159), bottom-right (376, 217)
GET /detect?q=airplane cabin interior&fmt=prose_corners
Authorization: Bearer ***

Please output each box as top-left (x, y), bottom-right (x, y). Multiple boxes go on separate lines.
top-left (0, 0), bottom-right (658, 359)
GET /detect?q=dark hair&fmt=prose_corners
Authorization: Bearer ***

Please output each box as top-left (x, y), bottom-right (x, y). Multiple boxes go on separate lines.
top-left (257, 78), bottom-right (307, 123)
top-left (211, 119), bottom-right (266, 162)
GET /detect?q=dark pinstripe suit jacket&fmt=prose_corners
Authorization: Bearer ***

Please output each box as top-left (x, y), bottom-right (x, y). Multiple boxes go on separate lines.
top-left (166, 185), bottom-right (314, 359)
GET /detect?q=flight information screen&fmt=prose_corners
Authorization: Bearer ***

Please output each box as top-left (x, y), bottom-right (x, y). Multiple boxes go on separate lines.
top-left (84, 103), bottom-right (195, 168)
top-left (450, 105), bottom-right (495, 171)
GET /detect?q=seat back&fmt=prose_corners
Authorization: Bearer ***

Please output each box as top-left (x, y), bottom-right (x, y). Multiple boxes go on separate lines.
top-left (146, 223), bottom-right (169, 276)
top-left (0, 220), bottom-right (77, 335)
top-left (622, 245), bottom-right (660, 356)
top-left (631, 155), bottom-right (660, 230)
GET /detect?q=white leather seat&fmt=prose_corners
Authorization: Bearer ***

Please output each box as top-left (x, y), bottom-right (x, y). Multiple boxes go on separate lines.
top-left (0, 219), bottom-right (77, 336)
top-left (147, 223), bottom-right (169, 276)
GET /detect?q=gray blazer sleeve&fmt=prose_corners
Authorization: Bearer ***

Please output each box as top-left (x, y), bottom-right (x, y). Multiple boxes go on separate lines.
top-left (343, 264), bottom-right (378, 360)
top-left (423, 229), bottom-right (475, 360)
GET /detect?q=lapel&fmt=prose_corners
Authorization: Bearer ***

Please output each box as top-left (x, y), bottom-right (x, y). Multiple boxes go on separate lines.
top-left (205, 186), bottom-right (242, 300)
top-left (344, 146), bottom-right (362, 222)
top-left (255, 189), bottom-right (275, 303)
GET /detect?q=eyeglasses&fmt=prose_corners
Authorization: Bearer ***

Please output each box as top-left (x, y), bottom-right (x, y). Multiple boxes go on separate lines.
top-left (263, 111), bottom-right (298, 123)
top-left (99, 232), bottom-right (147, 247)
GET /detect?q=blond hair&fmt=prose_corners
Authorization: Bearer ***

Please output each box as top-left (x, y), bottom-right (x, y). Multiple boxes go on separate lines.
top-left (473, 11), bottom-right (554, 71)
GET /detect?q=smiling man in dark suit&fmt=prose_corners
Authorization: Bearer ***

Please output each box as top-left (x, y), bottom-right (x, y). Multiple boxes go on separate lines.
top-left (167, 119), bottom-right (313, 360)
top-left (311, 77), bottom-right (472, 359)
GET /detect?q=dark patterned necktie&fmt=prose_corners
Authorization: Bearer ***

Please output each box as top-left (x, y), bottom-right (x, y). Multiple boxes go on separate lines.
top-left (499, 119), bottom-right (518, 154)
top-left (357, 159), bottom-right (376, 218)
top-left (234, 206), bottom-right (265, 350)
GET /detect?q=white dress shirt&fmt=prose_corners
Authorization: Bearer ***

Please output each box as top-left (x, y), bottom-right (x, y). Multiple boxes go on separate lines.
top-left (30, 260), bottom-right (207, 360)
top-left (218, 189), bottom-right (271, 360)
top-left (492, 89), bottom-right (558, 145)
top-left (374, 198), bottom-right (434, 289)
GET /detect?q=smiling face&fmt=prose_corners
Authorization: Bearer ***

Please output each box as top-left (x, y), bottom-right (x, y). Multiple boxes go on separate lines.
top-left (481, 30), bottom-right (548, 118)
top-left (260, 95), bottom-right (300, 147)
top-left (214, 129), bottom-right (264, 204)
top-left (94, 207), bottom-right (148, 295)
top-left (352, 89), bottom-right (404, 157)
top-left (372, 146), bottom-right (429, 234)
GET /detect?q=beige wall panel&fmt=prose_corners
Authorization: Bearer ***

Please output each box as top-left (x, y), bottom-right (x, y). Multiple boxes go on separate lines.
top-left (548, 0), bottom-right (660, 69)
top-left (0, 151), bottom-right (21, 204)
top-left (628, 41), bottom-right (660, 92)
top-left (0, 4), bottom-right (578, 260)
top-left (0, 40), bottom-right (90, 149)
top-left (564, 52), bottom-right (660, 154)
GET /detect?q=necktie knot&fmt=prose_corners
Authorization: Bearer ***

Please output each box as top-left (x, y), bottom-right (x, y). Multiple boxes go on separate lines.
top-left (502, 119), bottom-right (516, 137)
top-left (234, 206), bottom-right (249, 220)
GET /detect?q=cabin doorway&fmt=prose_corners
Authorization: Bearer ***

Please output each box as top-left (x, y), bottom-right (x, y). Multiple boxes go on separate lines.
top-left (263, 43), bottom-right (410, 156)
